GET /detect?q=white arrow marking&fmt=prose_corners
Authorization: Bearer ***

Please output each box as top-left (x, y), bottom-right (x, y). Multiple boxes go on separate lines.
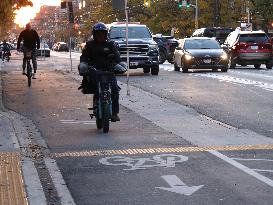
top-left (156, 175), bottom-right (203, 196)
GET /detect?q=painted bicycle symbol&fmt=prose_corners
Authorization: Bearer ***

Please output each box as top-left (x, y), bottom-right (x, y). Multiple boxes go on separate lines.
top-left (99, 154), bottom-right (188, 171)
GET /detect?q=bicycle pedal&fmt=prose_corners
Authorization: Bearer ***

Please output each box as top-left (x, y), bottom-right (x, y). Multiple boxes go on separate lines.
top-left (89, 114), bottom-right (95, 119)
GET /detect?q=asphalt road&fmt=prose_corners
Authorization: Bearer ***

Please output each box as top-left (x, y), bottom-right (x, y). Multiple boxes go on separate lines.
top-left (1, 51), bottom-right (273, 205)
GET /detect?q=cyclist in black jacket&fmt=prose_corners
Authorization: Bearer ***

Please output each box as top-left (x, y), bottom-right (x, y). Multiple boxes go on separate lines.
top-left (17, 23), bottom-right (40, 79)
top-left (2, 40), bottom-right (10, 62)
top-left (80, 22), bottom-right (121, 122)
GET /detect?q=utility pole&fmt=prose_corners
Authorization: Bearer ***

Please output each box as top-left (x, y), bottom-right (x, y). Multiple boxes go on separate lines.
top-left (214, 0), bottom-right (220, 27)
top-left (195, 0), bottom-right (198, 29)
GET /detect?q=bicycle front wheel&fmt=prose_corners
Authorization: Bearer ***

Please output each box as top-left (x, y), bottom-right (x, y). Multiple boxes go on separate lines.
top-left (102, 103), bottom-right (110, 133)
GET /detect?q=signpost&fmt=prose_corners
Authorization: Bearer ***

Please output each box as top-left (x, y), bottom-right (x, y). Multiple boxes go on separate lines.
top-left (112, 0), bottom-right (130, 95)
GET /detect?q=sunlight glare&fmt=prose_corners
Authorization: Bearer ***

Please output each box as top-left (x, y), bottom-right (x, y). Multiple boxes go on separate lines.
top-left (14, 0), bottom-right (61, 27)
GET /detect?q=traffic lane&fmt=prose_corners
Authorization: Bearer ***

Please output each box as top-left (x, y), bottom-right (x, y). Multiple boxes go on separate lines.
top-left (55, 150), bottom-right (273, 205)
top-left (222, 149), bottom-right (273, 179)
top-left (2, 70), bottom-right (191, 153)
top-left (118, 66), bottom-right (273, 138)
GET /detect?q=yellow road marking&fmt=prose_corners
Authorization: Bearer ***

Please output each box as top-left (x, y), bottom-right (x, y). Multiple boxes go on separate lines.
top-left (0, 152), bottom-right (28, 205)
top-left (52, 144), bottom-right (273, 158)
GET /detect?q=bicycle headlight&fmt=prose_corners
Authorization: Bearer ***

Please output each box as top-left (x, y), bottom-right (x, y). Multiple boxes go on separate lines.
top-left (184, 53), bottom-right (193, 61)
top-left (221, 52), bottom-right (228, 60)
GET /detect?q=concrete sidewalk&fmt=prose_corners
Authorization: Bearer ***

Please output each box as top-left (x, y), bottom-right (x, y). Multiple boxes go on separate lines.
top-left (0, 62), bottom-right (47, 205)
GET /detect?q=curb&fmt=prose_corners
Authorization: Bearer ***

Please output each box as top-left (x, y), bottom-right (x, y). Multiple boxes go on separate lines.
top-left (0, 69), bottom-right (76, 205)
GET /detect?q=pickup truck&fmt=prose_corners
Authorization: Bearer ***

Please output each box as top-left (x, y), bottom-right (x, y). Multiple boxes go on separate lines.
top-left (108, 22), bottom-right (159, 75)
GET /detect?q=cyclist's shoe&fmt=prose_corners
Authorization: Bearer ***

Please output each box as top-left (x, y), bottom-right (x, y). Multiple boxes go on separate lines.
top-left (32, 73), bottom-right (36, 79)
top-left (22, 70), bottom-right (26, 75)
top-left (111, 114), bottom-right (120, 122)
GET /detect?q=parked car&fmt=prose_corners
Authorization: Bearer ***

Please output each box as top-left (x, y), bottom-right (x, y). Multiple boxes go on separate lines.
top-left (52, 42), bottom-right (69, 52)
top-left (153, 34), bottom-right (179, 64)
top-left (108, 22), bottom-right (159, 75)
top-left (173, 37), bottom-right (229, 73)
top-left (192, 27), bottom-right (234, 45)
top-left (224, 30), bottom-right (273, 69)
top-left (36, 43), bottom-right (50, 57)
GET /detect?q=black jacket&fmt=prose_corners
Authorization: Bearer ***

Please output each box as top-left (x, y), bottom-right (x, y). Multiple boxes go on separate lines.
top-left (80, 40), bottom-right (121, 71)
top-left (17, 29), bottom-right (40, 50)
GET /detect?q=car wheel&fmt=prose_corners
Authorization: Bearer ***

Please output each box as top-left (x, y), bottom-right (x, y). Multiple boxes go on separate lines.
top-left (228, 55), bottom-right (236, 69)
top-left (266, 63), bottom-right (273, 69)
top-left (180, 58), bottom-right (188, 73)
top-left (159, 49), bottom-right (166, 64)
top-left (182, 68), bottom-right (188, 73)
top-left (254, 64), bottom-right (261, 69)
top-left (151, 65), bottom-right (159, 75)
top-left (143, 67), bottom-right (150, 73)
top-left (221, 67), bottom-right (228, 72)
top-left (174, 63), bottom-right (180, 71)
top-left (167, 53), bottom-right (174, 64)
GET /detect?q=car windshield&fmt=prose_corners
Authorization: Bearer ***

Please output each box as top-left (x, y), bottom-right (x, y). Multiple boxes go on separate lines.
top-left (215, 30), bottom-right (232, 39)
top-left (204, 29), bottom-right (232, 39)
top-left (109, 26), bottom-right (152, 39)
top-left (184, 39), bottom-right (221, 49)
top-left (239, 34), bottom-right (269, 43)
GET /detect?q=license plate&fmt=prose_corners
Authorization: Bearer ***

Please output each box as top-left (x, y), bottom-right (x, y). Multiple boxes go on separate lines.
top-left (130, 62), bottom-right (138, 66)
top-left (203, 59), bottom-right (211, 64)
top-left (251, 46), bottom-right (258, 50)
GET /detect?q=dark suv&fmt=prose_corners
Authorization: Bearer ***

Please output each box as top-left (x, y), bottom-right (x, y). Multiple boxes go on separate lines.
top-left (153, 34), bottom-right (179, 64)
top-left (224, 30), bottom-right (273, 69)
top-left (108, 23), bottom-right (159, 75)
top-left (192, 27), bottom-right (233, 45)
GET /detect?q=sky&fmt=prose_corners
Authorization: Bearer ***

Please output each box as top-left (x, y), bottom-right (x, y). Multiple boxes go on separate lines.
top-left (14, 0), bottom-right (61, 27)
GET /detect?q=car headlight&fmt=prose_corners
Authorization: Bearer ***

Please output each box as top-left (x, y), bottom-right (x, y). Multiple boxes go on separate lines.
top-left (184, 53), bottom-right (193, 61)
top-left (221, 52), bottom-right (228, 60)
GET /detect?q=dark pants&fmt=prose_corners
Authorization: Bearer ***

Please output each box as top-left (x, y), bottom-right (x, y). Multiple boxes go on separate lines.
top-left (23, 49), bottom-right (37, 73)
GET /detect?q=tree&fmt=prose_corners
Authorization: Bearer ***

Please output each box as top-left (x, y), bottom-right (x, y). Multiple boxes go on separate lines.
top-left (249, 0), bottom-right (273, 32)
top-left (0, 0), bottom-right (32, 38)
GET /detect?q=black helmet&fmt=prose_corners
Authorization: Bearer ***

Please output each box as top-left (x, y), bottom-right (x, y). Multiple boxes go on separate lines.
top-left (92, 22), bottom-right (107, 34)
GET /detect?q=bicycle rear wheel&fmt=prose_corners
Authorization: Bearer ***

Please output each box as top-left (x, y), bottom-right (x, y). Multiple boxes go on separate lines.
top-left (27, 62), bottom-right (32, 87)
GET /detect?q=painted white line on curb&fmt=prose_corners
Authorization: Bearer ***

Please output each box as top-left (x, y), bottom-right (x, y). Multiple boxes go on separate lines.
top-left (45, 158), bottom-right (76, 205)
top-left (22, 158), bottom-right (47, 205)
top-left (209, 150), bottom-right (273, 188)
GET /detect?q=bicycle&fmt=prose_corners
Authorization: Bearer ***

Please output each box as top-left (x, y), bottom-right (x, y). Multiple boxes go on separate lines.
top-left (23, 50), bottom-right (33, 87)
top-left (2, 51), bottom-right (10, 62)
top-left (90, 68), bottom-right (114, 133)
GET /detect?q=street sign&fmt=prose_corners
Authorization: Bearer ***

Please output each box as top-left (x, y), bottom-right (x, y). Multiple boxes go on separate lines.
top-left (112, 0), bottom-right (125, 11)
top-left (156, 175), bottom-right (204, 196)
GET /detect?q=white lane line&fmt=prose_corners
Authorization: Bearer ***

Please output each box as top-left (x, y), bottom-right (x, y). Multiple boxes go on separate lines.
top-left (195, 73), bottom-right (273, 92)
top-left (209, 150), bottom-right (273, 188)
top-left (232, 158), bottom-right (273, 162)
top-left (252, 169), bottom-right (273, 173)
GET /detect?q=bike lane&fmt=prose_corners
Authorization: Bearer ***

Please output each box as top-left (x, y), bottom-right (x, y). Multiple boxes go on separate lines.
top-left (2, 66), bottom-right (273, 204)
top-left (54, 147), bottom-right (273, 205)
